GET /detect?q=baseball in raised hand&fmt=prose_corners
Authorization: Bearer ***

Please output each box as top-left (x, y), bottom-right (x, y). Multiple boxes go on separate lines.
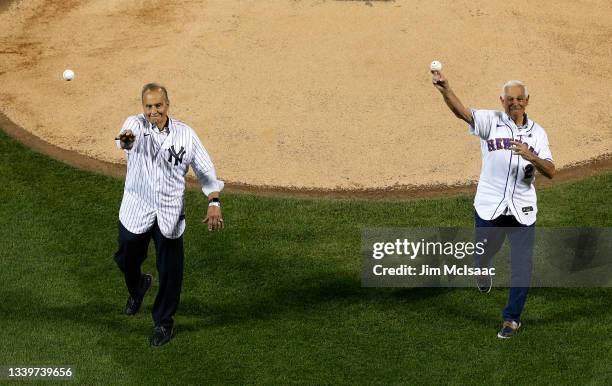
top-left (430, 61), bottom-right (449, 91)
top-left (432, 69), bottom-right (449, 92)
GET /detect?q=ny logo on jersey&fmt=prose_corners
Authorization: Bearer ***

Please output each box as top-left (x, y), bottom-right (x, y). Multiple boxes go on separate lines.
top-left (167, 145), bottom-right (185, 166)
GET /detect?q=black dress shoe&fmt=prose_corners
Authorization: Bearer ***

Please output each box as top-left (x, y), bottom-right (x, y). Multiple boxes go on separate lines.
top-left (150, 326), bottom-right (173, 347)
top-left (124, 273), bottom-right (152, 315)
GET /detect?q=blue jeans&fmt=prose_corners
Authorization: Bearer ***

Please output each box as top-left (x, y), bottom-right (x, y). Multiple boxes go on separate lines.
top-left (475, 212), bottom-right (535, 322)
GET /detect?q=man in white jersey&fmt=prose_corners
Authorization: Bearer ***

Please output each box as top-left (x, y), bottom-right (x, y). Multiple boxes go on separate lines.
top-left (432, 70), bottom-right (555, 338)
top-left (115, 83), bottom-right (224, 346)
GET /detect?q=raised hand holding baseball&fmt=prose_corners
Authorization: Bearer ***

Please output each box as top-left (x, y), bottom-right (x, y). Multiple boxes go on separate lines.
top-left (431, 61), bottom-right (449, 92)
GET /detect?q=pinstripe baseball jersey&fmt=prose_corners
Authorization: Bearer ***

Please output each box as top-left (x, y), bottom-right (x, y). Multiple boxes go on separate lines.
top-left (469, 109), bottom-right (553, 225)
top-left (116, 114), bottom-right (224, 238)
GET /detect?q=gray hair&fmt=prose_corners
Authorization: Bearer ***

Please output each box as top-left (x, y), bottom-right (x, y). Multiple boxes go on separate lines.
top-left (141, 83), bottom-right (170, 103)
top-left (500, 80), bottom-right (528, 98)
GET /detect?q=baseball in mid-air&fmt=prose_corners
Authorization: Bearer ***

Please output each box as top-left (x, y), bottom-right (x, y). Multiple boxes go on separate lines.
top-left (430, 61), bottom-right (442, 72)
top-left (62, 69), bottom-right (75, 81)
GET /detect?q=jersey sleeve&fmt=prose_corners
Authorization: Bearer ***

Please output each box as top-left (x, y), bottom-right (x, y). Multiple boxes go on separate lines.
top-left (537, 130), bottom-right (554, 162)
top-left (468, 109), bottom-right (495, 140)
top-left (116, 116), bottom-right (140, 151)
top-left (190, 131), bottom-right (224, 196)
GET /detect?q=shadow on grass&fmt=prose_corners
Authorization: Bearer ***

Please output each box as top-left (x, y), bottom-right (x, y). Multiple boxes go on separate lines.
top-left (177, 273), bottom-right (383, 330)
top-left (6, 263), bottom-right (611, 339)
top-left (0, 287), bottom-right (146, 336)
top-left (417, 286), bottom-right (612, 331)
top-left (524, 288), bottom-right (612, 326)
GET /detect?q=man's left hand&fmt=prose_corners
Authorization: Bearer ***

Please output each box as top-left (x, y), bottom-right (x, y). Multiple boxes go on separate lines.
top-left (203, 205), bottom-right (224, 231)
top-left (510, 140), bottom-right (535, 161)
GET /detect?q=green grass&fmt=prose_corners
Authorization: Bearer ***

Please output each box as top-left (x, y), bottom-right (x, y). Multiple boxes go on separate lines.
top-left (0, 129), bottom-right (610, 385)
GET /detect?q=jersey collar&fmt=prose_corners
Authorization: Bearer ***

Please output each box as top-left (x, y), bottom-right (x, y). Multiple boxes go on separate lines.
top-left (502, 112), bottom-right (531, 131)
top-left (149, 117), bottom-right (171, 134)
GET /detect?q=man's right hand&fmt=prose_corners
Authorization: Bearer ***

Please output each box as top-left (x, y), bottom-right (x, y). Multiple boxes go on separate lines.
top-left (431, 69), bottom-right (473, 125)
top-left (117, 130), bottom-right (136, 149)
top-left (432, 70), bottom-right (450, 92)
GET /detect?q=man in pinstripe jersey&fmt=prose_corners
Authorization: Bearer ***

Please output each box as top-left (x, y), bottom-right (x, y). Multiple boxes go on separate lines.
top-left (432, 70), bottom-right (555, 338)
top-left (115, 83), bottom-right (224, 346)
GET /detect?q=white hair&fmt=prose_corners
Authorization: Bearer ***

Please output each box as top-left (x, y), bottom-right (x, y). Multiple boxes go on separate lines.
top-left (500, 80), bottom-right (529, 98)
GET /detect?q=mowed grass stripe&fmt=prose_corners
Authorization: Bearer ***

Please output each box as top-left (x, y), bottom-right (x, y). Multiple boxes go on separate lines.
top-left (0, 130), bottom-right (610, 384)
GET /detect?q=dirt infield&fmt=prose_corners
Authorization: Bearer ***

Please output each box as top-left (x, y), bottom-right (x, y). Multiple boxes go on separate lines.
top-left (1, 0), bottom-right (610, 194)
top-left (2, 111), bottom-right (610, 199)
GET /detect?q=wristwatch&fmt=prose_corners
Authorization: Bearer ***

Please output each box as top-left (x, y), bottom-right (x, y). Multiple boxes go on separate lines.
top-left (208, 197), bottom-right (221, 207)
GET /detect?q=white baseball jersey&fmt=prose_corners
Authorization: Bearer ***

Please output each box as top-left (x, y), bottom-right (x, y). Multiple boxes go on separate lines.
top-left (116, 114), bottom-right (224, 238)
top-left (469, 109), bottom-right (553, 225)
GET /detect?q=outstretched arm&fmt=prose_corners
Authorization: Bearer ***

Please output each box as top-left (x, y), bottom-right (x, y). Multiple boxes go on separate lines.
top-left (115, 116), bottom-right (139, 151)
top-left (432, 70), bottom-right (473, 126)
top-left (116, 130), bottom-right (136, 150)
